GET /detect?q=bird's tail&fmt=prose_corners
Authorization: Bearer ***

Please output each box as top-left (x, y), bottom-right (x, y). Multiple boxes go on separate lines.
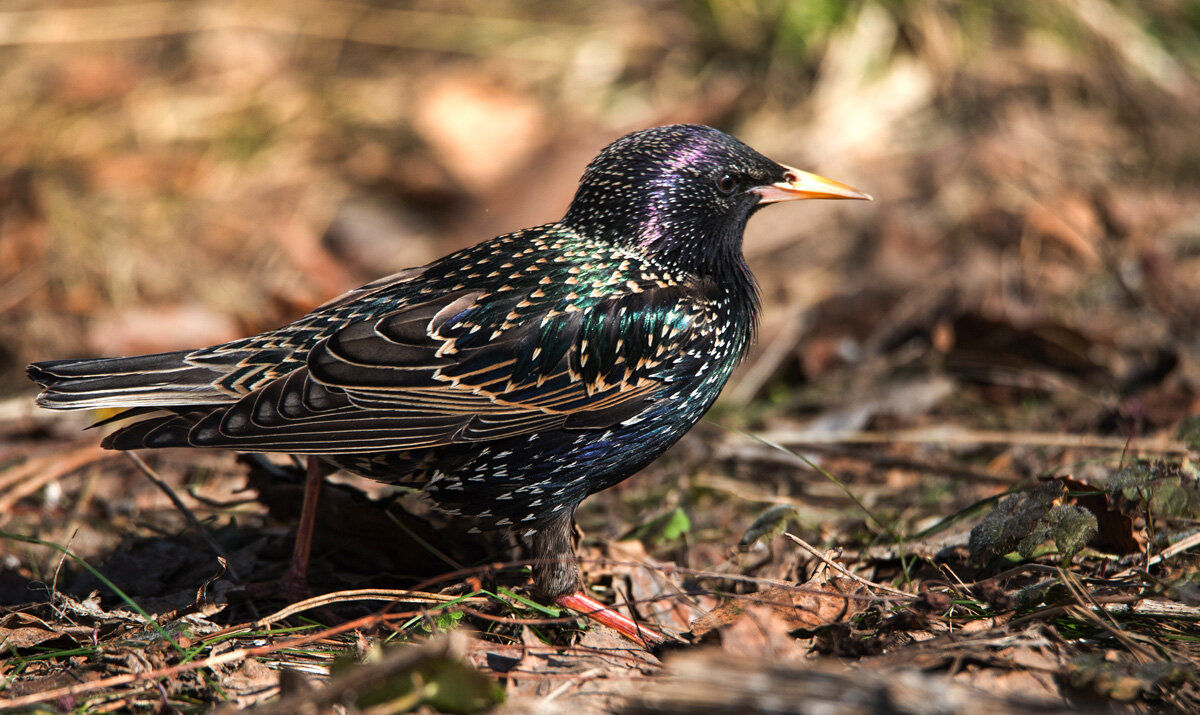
top-left (28, 351), bottom-right (233, 411)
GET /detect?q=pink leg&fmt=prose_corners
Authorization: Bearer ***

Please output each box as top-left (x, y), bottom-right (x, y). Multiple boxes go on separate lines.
top-left (279, 456), bottom-right (323, 593)
top-left (556, 590), bottom-right (665, 645)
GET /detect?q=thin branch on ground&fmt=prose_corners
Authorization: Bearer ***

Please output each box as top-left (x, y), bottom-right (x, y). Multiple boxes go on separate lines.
top-left (785, 532), bottom-right (915, 599)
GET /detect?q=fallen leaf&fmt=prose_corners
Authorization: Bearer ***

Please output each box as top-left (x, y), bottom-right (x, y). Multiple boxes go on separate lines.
top-left (0, 611), bottom-right (75, 652)
top-left (609, 540), bottom-right (695, 633)
top-left (719, 603), bottom-right (805, 659)
top-left (692, 579), bottom-right (869, 639)
top-left (969, 478), bottom-right (1100, 564)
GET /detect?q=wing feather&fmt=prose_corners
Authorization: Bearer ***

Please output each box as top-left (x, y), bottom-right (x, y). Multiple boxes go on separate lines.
top-left (109, 270), bottom-right (712, 453)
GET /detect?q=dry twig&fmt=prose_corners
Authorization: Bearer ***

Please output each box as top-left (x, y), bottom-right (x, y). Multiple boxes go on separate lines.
top-left (785, 532), bottom-right (914, 599)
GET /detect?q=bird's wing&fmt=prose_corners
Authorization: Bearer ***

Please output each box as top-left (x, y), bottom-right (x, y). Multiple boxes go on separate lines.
top-left (179, 266), bottom-right (431, 397)
top-left (128, 278), bottom-right (712, 454)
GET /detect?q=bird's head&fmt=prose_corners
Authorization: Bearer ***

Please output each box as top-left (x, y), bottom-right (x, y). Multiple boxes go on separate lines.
top-left (563, 124), bottom-right (870, 282)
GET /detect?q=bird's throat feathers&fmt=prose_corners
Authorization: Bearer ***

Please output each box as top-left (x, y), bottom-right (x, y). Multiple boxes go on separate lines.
top-left (631, 210), bottom-right (761, 337)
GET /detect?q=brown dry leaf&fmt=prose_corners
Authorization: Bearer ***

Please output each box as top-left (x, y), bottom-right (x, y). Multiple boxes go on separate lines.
top-left (691, 579), bottom-right (869, 639)
top-left (1003, 645), bottom-right (1067, 672)
top-left (87, 153), bottom-right (204, 197)
top-left (473, 625), bottom-right (659, 708)
top-left (0, 170), bottom-right (46, 277)
top-left (632, 650), bottom-right (1071, 714)
top-left (718, 603), bottom-right (810, 660)
top-left (788, 578), bottom-right (871, 629)
top-left (52, 52), bottom-right (140, 104)
top-left (608, 540), bottom-right (695, 633)
top-left (688, 597), bottom-right (744, 637)
top-left (0, 611), bottom-right (76, 652)
top-left (215, 650), bottom-right (279, 707)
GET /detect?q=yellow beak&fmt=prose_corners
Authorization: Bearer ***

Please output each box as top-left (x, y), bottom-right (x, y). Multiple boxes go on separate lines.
top-left (753, 164), bottom-right (873, 203)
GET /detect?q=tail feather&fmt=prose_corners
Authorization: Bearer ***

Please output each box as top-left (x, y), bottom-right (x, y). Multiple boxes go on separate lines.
top-left (28, 351), bottom-right (236, 410)
top-left (29, 351), bottom-right (194, 379)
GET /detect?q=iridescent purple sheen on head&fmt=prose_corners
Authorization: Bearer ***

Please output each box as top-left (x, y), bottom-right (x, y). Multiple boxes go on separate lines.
top-left (663, 141), bottom-right (710, 172)
top-left (637, 210), bottom-right (666, 248)
top-left (635, 140), bottom-right (720, 247)
top-left (562, 124), bottom-right (788, 285)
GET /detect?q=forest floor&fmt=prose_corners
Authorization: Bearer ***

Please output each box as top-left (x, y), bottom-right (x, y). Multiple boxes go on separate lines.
top-left (2, 2), bottom-right (1200, 712)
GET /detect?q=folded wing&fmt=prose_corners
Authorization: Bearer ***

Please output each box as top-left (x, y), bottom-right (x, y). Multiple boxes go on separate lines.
top-left (101, 279), bottom-right (706, 454)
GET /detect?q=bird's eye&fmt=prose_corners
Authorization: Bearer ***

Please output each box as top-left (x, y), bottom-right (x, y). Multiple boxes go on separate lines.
top-left (715, 173), bottom-right (739, 195)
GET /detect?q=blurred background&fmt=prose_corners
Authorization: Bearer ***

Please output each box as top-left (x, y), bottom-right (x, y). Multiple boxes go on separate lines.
top-left (2, 0), bottom-right (1196, 414)
top-left (4, 0), bottom-right (1200, 546)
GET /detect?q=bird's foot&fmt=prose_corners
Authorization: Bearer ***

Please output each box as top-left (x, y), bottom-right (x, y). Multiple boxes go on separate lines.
top-left (555, 590), bottom-right (664, 645)
top-left (238, 455), bottom-right (324, 602)
top-left (277, 564), bottom-right (313, 601)
top-left (235, 562), bottom-right (312, 602)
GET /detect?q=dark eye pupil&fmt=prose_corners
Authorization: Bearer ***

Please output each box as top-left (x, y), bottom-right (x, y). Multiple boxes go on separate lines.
top-left (716, 174), bottom-right (738, 194)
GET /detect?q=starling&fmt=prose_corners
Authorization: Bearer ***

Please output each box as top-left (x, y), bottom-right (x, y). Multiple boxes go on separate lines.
top-left (28, 124), bottom-right (870, 643)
